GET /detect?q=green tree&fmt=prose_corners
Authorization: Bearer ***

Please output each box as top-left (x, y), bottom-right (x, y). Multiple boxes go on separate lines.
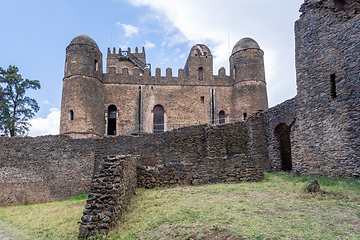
top-left (0, 65), bottom-right (40, 137)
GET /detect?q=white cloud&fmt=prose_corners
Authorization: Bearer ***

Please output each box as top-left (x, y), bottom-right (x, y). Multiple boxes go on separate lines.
top-left (117, 22), bottom-right (139, 37)
top-left (28, 108), bottom-right (60, 137)
top-left (42, 100), bottom-right (52, 105)
top-left (144, 41), bottom-right (156, 49)
top-left (126, 0), bottom-right (302, 107)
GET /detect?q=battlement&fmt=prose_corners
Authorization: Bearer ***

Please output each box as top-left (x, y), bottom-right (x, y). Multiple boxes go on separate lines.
top-left (104, 65), bottom-right (233, 86)
top-left (106, 46), bottom-right (149, 73)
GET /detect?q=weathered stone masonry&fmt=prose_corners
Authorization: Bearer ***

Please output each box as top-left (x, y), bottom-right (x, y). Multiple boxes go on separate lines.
top-left (0, 116), bottom-right (265, 208)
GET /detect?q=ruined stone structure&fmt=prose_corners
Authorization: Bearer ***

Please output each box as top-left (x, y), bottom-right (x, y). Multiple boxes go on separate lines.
top-left (60, 36), bottom-right (268, 137)
top-left (0, 0), bottom-right (359, 238)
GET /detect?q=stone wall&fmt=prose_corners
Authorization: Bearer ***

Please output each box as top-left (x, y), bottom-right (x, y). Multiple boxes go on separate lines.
top-left (78, 122), bottom-right (264, 239)
top-left (78, 155), bottom-right (138, 239)
top-left (0, 118), bottom-right (266, 208)
top-left (0, 135), bottom-right (96, 206)
top-left (263, 98), bottom-right (298, 172)
top-left (293, 0), bottom-right (360, 178)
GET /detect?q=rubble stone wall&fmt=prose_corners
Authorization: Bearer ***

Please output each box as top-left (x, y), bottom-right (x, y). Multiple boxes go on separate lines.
top-left (0, 135), bottom-right (96, 206)
top-left (78, 155), bottom-right (138, 239)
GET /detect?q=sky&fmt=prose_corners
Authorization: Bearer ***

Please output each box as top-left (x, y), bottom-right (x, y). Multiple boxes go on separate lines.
top-left (0, 0), bottom-right (304, 136)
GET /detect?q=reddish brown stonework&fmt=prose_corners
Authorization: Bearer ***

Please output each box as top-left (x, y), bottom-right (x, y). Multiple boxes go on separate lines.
top-left (60, 36), bottom-right (268, 137)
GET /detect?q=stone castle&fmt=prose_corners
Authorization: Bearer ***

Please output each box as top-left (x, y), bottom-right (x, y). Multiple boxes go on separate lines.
top-left (60, 36), bottom-right (268, 137)
top-left (0, 0), bottom-right (359, 238)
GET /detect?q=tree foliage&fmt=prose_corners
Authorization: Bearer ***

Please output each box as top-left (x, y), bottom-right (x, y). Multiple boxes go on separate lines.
top-left (0, 65), bottom-right (40, 137)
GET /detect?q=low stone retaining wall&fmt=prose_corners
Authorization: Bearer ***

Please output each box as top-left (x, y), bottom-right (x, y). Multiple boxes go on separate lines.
top-left (138, 155), bottom-right (264, 188)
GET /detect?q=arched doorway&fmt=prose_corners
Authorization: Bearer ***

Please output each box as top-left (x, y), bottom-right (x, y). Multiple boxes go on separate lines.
top-left (274, 123), bottom-right (292, 171)
top-left (219, 110), bottom-right (226, 124)
top-left (107, 105), bottom-right (117, 135)
top-left (153, 105), bottom-right (164, 133)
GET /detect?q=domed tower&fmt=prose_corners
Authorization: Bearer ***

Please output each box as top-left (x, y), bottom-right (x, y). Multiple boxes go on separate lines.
top-left (230, 37), bottom-right (268, 121)
top-left (60, 35), bottom-right (105, 138)
top-left (184, 44), bottom-right (213, 81)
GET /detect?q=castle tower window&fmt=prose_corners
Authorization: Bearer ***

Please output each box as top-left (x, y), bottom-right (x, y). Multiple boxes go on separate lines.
top-left (243, 112), bottom-right (247, 121)
top-left (200, 96), bottom-right (205, 104)
top-left (198, 67), bottom-right (204, 81)
top-left (153, 105), bottom-right (164, 133)
top-left (219, 110), bottom-right (226, 124)
top-left (211, 89), bottom-right (215, 124)
top-left (233, 66), bottom-right (236, 79)
top-left (94, 59), bottom-right (99, 72)
top-left (330, 73), bottom-right (337, 99)
top-left (107, 105), bottom-right (117, 135)
top-left (69, 110), bottom-right (74, 121)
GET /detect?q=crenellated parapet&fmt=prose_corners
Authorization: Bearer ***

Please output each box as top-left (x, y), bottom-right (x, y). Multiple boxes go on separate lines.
top-left (106, 46), bottom-right (148, 74)
top-left (103, 65), bottom-right (233, 86)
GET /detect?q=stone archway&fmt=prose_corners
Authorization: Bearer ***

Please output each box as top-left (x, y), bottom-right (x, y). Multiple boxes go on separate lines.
top-left (274, 123), bottom-right (292, 171)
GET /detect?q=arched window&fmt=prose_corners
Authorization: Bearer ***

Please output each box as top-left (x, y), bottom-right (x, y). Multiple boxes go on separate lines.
top-left (69, 110), bottom-right (74, 121)
top-left (219, 110), bottom-right (226, 124)
top-left (233, 66), bottom-right (236, 79)
top-left (94, 59), bottom-right (99, 72)
top-left (107, 105), bottom-right (117, 135)
top-left (243, 112), bottom-right (247, 121)
top-left (274, 123), bottom-right (292, 171)
top-left (153, 105), bottom-right (164, 133)
top-left (198, 67), bottom-right (204, 81)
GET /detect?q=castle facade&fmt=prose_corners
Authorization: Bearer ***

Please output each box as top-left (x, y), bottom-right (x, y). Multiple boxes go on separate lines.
top-left (60, 37), bottom-right (268, 137)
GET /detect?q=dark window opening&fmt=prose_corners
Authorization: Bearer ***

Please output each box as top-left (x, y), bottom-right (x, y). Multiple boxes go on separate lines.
top-left (274, 123), bottom-right (292, 171)
top-left (138, 86), bottom-right (142, 133)
top-left (198, 67), bottom-right (204, 81)
top-left (153, 105), bottom-right (164, 133)
top-left (211, 89), bottom-right (215, 124)
top-left (94, 59), bottom-right (99, 72)
top-left (243, 112), bottom-right (247, 121)
top-left (233, 66), bottom-right (236, 79)
top-left (200, 96), bottom-right (205, 104)
top-left (107, 105), bottom-right (117, 135)
top-left (334, 0), bottom-right (346, 11)
top-left (219, 110), bottom-right (226, 124)
top-left (330, 73), bottom-right (337, 99)
top-left (69, 110), bottom-right (74, 121)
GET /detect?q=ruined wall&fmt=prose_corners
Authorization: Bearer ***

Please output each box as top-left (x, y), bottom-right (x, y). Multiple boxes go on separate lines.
top-left (293, 0), bottom-right (360, 178)
top-left (263, 98), bottom-right (298, 172)
top-left (78, 122), bottom-right (264, 239)
top-left (0, 135), bottom-right (96, 206)
top-left (0, 117), bottom-right (267, 208)
top-left (78, 155), bottom-right (138, 239)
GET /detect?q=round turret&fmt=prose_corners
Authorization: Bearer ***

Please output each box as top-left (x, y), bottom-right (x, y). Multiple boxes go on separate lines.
top-left (231, 37), bottom-right (260, 55)
top-left (64, 35), bottom-right (103, 80)
top-left (69, 35), bottom-right (99, 49)
top-left (60, 35), bottom-right (105, 138)
top-left (229, 37), bottom-right (268, 120)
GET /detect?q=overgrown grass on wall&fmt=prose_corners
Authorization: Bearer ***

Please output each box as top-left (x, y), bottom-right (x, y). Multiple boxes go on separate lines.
top-left (0, 174), bottom-right (359, 239)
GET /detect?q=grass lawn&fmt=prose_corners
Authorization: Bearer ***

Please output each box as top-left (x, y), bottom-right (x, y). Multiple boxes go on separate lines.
top-left (0, 173), bottom-right (359, 239)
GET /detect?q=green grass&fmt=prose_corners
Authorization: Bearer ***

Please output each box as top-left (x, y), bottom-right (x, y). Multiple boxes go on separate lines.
top-left (0, 173), bottom-right (359, 239)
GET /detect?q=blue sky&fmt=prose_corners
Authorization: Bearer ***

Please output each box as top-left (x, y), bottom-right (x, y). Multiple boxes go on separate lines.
top-left (0, 0), bottom-right (304, 136)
